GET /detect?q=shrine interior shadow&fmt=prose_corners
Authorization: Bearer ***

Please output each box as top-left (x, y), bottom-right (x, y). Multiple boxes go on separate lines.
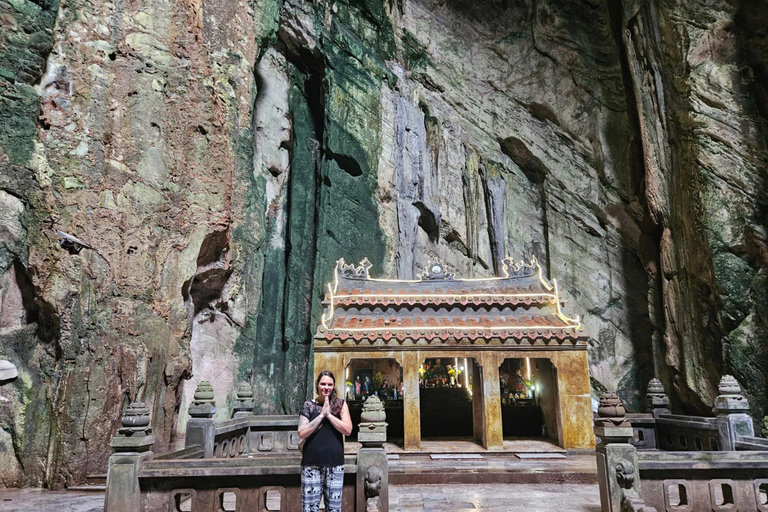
top-left (419, 357), bottom-right (475, 440)
top-left (499, 357), bottom-right (557, 442)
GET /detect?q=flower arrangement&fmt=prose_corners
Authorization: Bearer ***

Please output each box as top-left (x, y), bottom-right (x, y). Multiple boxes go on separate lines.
top-left (346, 380), bottom-right (353, 387)
top-left (447, 366), bottom-right (461, 378)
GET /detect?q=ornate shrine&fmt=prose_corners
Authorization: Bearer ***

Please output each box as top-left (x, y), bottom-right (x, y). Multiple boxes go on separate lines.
top-left (314, 257), bottom-right (595, 450)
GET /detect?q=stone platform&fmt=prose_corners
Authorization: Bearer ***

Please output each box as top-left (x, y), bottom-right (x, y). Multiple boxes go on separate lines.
top-left (387, 452), bottom-right (596, 485)
top-left (0, 440), bottom-right (598, 511)
top-left (392, 483), bottom-right (601, 511)
top-left (345, 437), bottom-right (567, 454)
top-left (0, 489), bottom-right (104, 512)
top-left (0, 483), bottom-right (602, 512)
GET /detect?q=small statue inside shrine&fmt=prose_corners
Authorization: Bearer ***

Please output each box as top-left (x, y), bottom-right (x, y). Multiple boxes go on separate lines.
top-left (514, 368), bottom-right (527, 394)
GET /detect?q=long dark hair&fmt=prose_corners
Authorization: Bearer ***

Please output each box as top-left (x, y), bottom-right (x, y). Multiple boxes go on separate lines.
top-left (316, 370), bottom-right (343, 418)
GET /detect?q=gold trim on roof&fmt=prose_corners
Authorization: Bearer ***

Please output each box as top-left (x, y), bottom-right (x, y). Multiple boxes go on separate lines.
top-left (319, 257), bottom-right (581, 333)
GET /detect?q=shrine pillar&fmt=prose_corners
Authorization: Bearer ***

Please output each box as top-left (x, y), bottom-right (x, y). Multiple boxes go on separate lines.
top-left (478, 352), bottom-right (503, 450)
top-left (402, 351), bottom-right (421, 450)
top-left (554, 351), bottom-right (595, 449)
top-left (471, 359), bottom-right (484, 445)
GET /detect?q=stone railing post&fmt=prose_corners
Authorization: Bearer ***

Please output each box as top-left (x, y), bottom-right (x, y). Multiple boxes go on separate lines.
top-left (714, 375), bottom-right (753, 450)
top-left (356, 396), bottom-right (388, 512)
top-left (232, 382), bottom-right (255, 418)
top-left (595, 392), bottom-right (655, 512)
top-left (186, 381), bottom-right (217, 457)
top-left (104, 400), bottom-right (155, 512)
top-left (645, 378), bottom-right (670, 418)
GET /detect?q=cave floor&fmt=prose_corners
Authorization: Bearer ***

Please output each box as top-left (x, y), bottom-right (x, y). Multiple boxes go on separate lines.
top-left (0, 449), bottom-right (600, 511)
top-left (0, 489), bottom-right (104, 512)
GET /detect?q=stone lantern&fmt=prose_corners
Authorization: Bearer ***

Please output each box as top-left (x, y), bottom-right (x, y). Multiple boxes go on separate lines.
top-left (232, 381), bottom-right (255, 418)
top-left (713, 375), bottom-right (750, 415)
top-left (111, 400), bottom-right (154, 452)
top-left (186, 381), bottom-right (217, 457)
top-left (644, 378), bottom-right (670, 417)
top-left (358, 395), bottom-right (387, 446)
top-left (188, 380), bottom-right (216, 418)
top-left (713, 375), bottom-right (754, 450)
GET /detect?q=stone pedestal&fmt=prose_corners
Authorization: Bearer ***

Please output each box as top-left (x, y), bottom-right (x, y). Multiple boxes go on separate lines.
top-left (357, 396), bottom-right (388, 512)
top-left (185, 381), bottom-right (217, 457)
top-left (594, 392), bottom-right (645, 512)
top-left (713, 375), bottom-right (753, 450)
top-left (104, 401), bottom-right (155, 512)
top-left (357, 448), bottom-right (388, 512)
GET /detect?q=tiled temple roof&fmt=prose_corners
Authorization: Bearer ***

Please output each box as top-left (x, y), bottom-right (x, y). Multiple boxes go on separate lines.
top-left (314, 257), bottom-right (584, 347)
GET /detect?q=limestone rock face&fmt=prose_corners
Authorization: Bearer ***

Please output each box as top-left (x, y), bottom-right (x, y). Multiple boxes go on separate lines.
top-left (0, 0), bottom-right (766, 487)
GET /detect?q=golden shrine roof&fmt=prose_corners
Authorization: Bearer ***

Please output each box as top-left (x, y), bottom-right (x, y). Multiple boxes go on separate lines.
top-left (314, 257), bottom-right (584, 347)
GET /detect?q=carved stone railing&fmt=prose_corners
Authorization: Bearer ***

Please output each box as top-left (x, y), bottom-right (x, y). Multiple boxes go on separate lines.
top-left (596, 376), bottom-right (768, 512)
top-left (105, 381), bottom-right (389, 512)
top-left (211, 416), bottom-right (301, 459)
top-left (627, 376), bottom-right (761, 452)
top-left (139, 454), bottom-right (357, 511)
top-left (635, 451), bottom-right (768, 511)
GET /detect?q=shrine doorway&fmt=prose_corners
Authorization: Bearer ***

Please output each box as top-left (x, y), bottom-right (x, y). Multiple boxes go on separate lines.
top-left (344, 358), bottom-right (404, 441)
top-left (419, 357), bottom-right (475, 439)
top-left (499, 357), bottom-right (560, 442)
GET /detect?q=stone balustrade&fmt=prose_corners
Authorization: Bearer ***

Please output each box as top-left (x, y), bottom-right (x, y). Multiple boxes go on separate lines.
top-left (105, 380), bottom-right (389, 512)
top-left (596, 375), bottom-right (768, 512)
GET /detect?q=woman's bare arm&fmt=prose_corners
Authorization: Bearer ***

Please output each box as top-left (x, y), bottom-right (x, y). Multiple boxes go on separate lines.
top-left (298, 407), bottom-right (325, 440)
top-left (326, 401), bottom-right (353, 436)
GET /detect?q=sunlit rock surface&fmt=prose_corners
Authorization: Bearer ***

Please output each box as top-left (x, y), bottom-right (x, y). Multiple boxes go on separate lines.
top-left (0, 0), bottom-right (766, 488)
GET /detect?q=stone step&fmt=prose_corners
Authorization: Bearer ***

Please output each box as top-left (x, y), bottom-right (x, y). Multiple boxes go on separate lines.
top-left (86, 474), bottom-right (107, 485)
top-left (388, 452), bottom-right (597, 485)
top-left (67, 484), bottom-right (106, 492)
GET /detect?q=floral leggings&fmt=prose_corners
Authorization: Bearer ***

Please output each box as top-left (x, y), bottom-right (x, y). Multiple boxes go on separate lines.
top-left (301, 465), bottom-right (344, 512)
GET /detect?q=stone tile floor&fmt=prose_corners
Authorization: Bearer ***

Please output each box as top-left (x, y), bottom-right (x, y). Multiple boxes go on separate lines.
top-left (0, 441), bottom-right (599, 511)
top-left (0, 484), bottom-right (602, 511)
top-left (391, 483), bottom-right (602, 511)
top-left (0, 489), bottom-right (104, 512)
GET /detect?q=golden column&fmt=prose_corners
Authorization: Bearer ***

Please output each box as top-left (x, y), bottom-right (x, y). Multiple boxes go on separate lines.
top-left (402, 351), bottom-right (422, 450)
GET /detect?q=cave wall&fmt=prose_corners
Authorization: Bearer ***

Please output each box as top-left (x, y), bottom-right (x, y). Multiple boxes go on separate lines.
top-left (0, 0), bottom-right (766, 488)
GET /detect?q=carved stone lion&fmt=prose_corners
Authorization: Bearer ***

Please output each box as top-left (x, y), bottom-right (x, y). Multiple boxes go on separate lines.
top-left (364, 465), bottom-right (383, 512)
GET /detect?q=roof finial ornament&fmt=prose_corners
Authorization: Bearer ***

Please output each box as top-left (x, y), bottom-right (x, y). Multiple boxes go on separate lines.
top-left (501, 255), bottom-right (538, 278)
top-left (337, 258), bottom-right (372, 278)
top-left (419, 260), bottom-right (454, 281)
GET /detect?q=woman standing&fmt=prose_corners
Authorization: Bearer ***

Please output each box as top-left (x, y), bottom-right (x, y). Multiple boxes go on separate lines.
top-left (298, 371), bottom-right (353, 512)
